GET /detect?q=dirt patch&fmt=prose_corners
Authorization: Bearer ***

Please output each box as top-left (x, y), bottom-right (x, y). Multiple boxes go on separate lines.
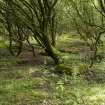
top-left (82, 68), bottom-right (105, 84)
top-left (17, 51), bottom-right (45, 66)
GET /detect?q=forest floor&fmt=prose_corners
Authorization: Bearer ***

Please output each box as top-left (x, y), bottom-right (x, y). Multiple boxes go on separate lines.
top-left (0, 34), bottom-right (105, 105)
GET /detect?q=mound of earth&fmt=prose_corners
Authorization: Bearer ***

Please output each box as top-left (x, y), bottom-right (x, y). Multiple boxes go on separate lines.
top-left (82, 68), bottom-right (105, 84)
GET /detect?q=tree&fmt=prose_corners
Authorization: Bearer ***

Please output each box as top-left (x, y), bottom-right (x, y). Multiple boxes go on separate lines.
top-left (0, 0), bottom-right (61, 64)
top-left (66, 0), bottom-right (105, 67)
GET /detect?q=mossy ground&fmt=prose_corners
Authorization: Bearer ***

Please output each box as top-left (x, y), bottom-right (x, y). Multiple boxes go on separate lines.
top-left (0, 34), bottom-right (105, 105)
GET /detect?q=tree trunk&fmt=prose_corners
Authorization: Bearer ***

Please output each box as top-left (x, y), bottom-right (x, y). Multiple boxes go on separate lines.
top-left (42, 35), bottom-right (60, 64)
top-left (45, 45), bottom-right (60, 64)
top-left (51, 16), bottom-right (56, 46)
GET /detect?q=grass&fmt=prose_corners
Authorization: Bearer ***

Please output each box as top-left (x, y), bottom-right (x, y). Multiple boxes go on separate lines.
top-left (0, 34), bottom-right (105, 105)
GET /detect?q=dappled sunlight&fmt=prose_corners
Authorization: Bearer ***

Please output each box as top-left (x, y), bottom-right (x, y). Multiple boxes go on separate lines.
top-left (58, 34), bottom-right (83, 43)
top-left (28, 67), bottom-right (39, 74)
top-left (86, 85), bottom-right (105, 104)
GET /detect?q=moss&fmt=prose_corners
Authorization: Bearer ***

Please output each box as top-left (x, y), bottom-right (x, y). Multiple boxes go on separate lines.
top-left (55, 64), bottom-right (72, 75)
top-left (78, 63), bottom-right (88, 74)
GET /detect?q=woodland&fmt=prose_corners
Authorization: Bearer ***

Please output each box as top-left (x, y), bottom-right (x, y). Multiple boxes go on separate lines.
top-left (0, 0), bottom-right (105, 105)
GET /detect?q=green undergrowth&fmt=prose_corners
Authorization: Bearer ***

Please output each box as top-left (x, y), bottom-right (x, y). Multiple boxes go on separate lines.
top-left (0, 34), bottom-right (105, 105)
top-left (1, 64), bottom-right (105, 105)
top-left (0, 54), bottom-right (105, 105)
